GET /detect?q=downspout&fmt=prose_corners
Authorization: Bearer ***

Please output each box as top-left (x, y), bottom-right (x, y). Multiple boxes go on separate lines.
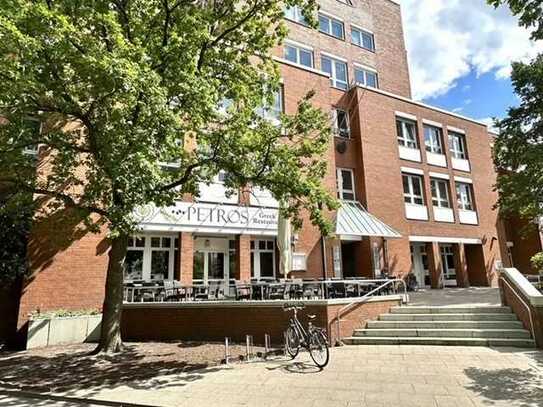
top-left (321, 236), bottom-right (328, 279)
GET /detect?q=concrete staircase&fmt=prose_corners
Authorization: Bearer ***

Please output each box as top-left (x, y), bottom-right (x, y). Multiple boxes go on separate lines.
top-left (344, 305), bottom-right (536, 348)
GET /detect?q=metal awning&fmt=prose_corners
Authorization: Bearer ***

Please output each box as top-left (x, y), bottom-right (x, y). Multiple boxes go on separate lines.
top-left (336, 201), bottom-right (401, 240)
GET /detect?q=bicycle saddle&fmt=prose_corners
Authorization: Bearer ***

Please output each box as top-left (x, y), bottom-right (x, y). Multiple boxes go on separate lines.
top-left (307, 314), bottom-right (316, 320)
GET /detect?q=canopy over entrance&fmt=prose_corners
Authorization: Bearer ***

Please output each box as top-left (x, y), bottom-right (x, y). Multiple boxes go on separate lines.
top-left (336, 201), bottom-right (401, 241)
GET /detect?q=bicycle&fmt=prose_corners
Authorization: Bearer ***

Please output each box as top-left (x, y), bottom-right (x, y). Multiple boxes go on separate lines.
top-left (283, 303), bottom-right (330, 369)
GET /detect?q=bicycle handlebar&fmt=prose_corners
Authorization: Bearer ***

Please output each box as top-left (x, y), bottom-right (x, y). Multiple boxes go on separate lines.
top-left (283, 302), bottom-right (306, 311)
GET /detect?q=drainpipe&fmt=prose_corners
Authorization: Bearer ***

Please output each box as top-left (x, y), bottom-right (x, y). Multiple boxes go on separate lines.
top-left (321, 235), bottom-right (328, 279)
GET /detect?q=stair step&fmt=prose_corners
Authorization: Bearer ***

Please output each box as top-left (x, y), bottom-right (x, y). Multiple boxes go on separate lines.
top-left (367, 320), bottom-right (524, 329)
top-left (380, 313), bottom-right (518, 322)
top-left (391, 306), bottom-right (511, 314)
top-left (354, 328), bottom-right (531, 339)
top-left (343, 336), bottom-right (536, 348)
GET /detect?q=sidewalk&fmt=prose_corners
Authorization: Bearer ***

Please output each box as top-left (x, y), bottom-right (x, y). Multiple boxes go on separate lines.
top-left (2, 345), bottom-right (542, 407)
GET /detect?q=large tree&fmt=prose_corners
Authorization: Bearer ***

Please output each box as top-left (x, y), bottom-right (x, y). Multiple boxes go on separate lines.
top-left (0, 0), bottom-right (337, 353)
top-left (488, 0), bottom-right (543, 264)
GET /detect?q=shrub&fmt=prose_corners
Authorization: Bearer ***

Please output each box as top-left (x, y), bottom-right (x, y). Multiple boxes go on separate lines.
top-left (531, 252), bottom-right (543, 275)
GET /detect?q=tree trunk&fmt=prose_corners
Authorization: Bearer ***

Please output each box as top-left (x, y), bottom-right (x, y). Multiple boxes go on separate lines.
top-left (94, 234), bottom-right (128, 354)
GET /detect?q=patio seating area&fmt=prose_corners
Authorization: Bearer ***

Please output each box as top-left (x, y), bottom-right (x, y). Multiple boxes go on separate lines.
top-left (123, 277), bottom-right (404, 303)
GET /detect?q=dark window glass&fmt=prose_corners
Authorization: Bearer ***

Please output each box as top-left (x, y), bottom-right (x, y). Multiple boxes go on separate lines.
top-left (124, 250), bottom-right (143, 280)
top-left (151, 251), bottom-right (169, 280)
top-left (193, 252), bottom-right (205, 280)
top-left (260, 252), bottom-right (274, 277)
top-left (208, 253), bottom-right (225, 279)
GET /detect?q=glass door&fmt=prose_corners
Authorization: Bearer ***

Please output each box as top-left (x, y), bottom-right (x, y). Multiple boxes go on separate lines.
top-left (440, 245), bottom-right (457, 286)
top-left (193, 238), bottom-right (229, 284)
top-left (410, 244), bottom-right (430, 287)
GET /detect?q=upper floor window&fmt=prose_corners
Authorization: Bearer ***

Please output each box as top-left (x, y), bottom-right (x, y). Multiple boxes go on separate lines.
top-left (397, 118), bottom-right (418, 149)
top-left (354, 66), bottom-right (378, 88)
top-left (424, 125), bottom-right (444, 154)
top-left (449, 132), bottom-right (468, 160)
top-left (321, 56), bottom-right (348, 90)
top-left (284, 6), bottom-right (307, 25)
top-left (319, 13), bottom-right (345, 40)
top-left (351, 27), bottom-right (375, 52)
top-left (284, 43), bottom-right (313, 68)
top-left (333, 108), bottom-right (350, 138)
top-left (336, 168), bottom-right (355, 200)
top-left (256, 88), bottom-right (283, 123)
top-left (402, 173), bottom-right (424, 206)
top-left (456, 182), bottom-right (475, 211)
top-left (431, 178), bottom-right (451, 208)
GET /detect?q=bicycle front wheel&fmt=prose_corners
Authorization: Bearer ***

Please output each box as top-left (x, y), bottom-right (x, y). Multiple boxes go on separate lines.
top-left (285, 326), bottom-right (300, 359)
top-left (308, 330), bottom-right (329, 368)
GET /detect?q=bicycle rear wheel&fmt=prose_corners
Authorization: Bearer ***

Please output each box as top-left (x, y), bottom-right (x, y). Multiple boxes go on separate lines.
top-left (285, 326), bottom-right (300, 359)
top-left (308, 330), bottom-right (329, 368)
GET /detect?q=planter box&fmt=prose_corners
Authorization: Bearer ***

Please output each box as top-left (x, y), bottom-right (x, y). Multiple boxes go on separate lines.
top-left (27, 315), bottom-right (102, 349)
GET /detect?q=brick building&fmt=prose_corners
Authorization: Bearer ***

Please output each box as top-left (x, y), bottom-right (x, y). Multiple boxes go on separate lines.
top-left (11, 0), bottom-right (515, 340)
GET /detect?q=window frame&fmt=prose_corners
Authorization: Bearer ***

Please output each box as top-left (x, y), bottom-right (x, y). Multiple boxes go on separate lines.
top-left (430, 178), bottom-right (451, 208)
top-left (125, 235), bottom-right (179, 282)
top-left (403, 173), bottom-right (425, 206)
top-left (284, 5), bottom-right (307, 25)
top-left (397, 118), bottom-right (419, 149)
top-left (318, 13), bottom-right (345, 40)
top-left (321, 55), bottom-right (349, 90)
top-left (336, 168), bottom-right (356, 201)
top-left (354, 66), bottom-right (378, 88)
top-left (456, 182), bottom-right (475, 211)
top-left (449, 132), bottom-right (468, 160)
top-left (333, 108), bottom-right (351, 138)
top-left (284, 42), bottom-right (314, 68)
top-left (424, 125), bottom-right (444, 155)
top-left (351, 27), bottom-right (375, 52)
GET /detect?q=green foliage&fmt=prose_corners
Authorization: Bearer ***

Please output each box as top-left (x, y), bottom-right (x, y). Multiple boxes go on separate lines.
top-left (532, 252), bottom-right (543, 274)
top-left (0, 0), bottom-right (336, 239)
top-left (488, 1), bottom-right (543, 223)
top-left (29, 308), bottom-right (101, 320)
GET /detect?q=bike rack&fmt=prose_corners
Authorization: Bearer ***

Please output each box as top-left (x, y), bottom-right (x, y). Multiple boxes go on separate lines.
top-left (224, 337), bottom-right (231, 365)
top-left (245, 335), bottom-right (254, 362)
top-left (264, 334), bottom-right (271, 359)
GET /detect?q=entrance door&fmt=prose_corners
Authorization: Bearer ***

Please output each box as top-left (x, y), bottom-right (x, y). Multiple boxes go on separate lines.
top-left (410, 244), bottom-right (430, 287)
top-left (193, 238), bottom-right (229, 283)
top-left (440, 245), bottom-right (457, 286)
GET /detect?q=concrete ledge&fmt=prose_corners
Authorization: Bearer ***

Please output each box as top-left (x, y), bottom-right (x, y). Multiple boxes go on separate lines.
top-left (27, 315), bottom-right (102, 349)
top-left (502, 268), bottom-right (543, 307)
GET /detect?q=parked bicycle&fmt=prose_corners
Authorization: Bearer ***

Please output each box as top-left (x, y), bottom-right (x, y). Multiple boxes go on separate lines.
top-left (283, 303), bottom-right (330, 369)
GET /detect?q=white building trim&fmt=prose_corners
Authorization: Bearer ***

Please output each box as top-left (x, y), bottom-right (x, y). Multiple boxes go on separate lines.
top-left (401, 166), bottom-right (424, 176)
top-left (454, 176), bottom-right (473, 184)
top-left (423, 119), bottom-right (443, 128)
top-left (429, 172), bottom-right (450, 180)
top-left (395, 111), bottom-right (417, 121)
top-left (447, 125), bottom-right (466, 134)
top-left (350, 22), bottom-right (374, 35)
top-left (284, 39), bottom-right (314, 51)
top-left (409, 236), bottom-right (482, 245)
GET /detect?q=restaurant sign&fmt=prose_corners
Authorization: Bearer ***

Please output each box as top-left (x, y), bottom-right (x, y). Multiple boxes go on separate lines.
top-left (134, 202), bottom-right (279, 234)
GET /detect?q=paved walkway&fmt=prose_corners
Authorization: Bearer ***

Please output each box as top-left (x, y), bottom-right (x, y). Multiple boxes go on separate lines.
top-left (408, 287), bottom-right (501, 307)
top-left (5, 345), bottom-right (540, 407)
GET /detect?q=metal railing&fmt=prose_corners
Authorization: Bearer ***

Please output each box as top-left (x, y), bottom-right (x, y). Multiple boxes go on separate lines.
top-left (499, 275), bottom-right (536, 341)
top-left (334, 278), bottom-right (408, 346)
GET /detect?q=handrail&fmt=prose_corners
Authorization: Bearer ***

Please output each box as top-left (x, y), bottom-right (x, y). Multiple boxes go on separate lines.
top-left (499, 275), bottom-right (536, 341)
top-left (334, 278), bottom-right (407, 346)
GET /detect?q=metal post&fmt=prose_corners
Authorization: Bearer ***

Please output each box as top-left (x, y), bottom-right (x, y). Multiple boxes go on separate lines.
top-left (224, 337), bottom-right (230, 365)
top-left (283, 331), bottom-right (288, 358)
top-left (264, 334), bottom-right (270, 359)
top-left (245, 335), bottom-right (253, 362)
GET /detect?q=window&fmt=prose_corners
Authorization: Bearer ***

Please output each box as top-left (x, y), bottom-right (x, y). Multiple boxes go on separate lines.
top-left (397, 118), bottom-right (418, 149)
top-left (351, 27), bottom-right (375, 51)
top-left (124, 235), bottom-right (178, 281)
top-left (284, 43), bottom-right (313, 68)
top-left (456, 182), bottom-right (475, 211)
top-left (354, 67), bottom-right (378, 88)
top-left (256, 88), bottom-right (283, 123)
top-left (284, 6), bottom-right (307, 25)
top-left (333, 109), bottom-right (350, 138)
top-left (336, 168), bottom-right (355, 200)
top-left (319, 13), bottom-right (345, 40)
top-left (431, 178), bottom-right (451, 208)
top-left (251, 239), bottom-right (276, 279)
top-left (424, 125), bottom-right (444, 154)
top-left (449, 132), bottom-right (467, 159)
top-left (321, 56), bottom-right (348, 90)
top-left (403, 174), bottom-right (425, 205)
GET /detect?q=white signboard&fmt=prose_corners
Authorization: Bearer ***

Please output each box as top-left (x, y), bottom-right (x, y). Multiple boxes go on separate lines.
top-left (134, 202), bottom-right (278, 235)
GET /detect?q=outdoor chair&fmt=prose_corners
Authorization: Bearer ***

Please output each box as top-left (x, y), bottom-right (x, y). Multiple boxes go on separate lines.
top-left (208, 281), bottom-right (225, 300)
top-left (302, 283), bottom-right (321, 299)
top-left (288, 279), bottom-right (304, 299)
top-left (267, 283), bottom-right (288, 300)
top-left (193, 284), bottom-right (209, 301)
top-left (235, 282), bottom-right (251, 301)
top-left (163, 280), bottom-right (183, 301)
top-left (327, 282), bottom-right (346, 299)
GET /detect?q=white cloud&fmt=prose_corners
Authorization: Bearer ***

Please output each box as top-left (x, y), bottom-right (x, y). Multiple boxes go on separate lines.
top-left (401, 0), bottom-right (543, 100)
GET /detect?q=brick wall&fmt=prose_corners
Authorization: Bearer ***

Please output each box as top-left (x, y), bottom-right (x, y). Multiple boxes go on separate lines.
top-left (503, 216), bottom-right (543, 274)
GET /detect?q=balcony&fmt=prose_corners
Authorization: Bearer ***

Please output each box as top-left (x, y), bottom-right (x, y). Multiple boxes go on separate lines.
top-left (405, 204), bottom-right (429, 221)
top-left (459, 209), bottom-right (478, 225)
top-left (398, 146), bottom-right (422, 162)
top-left (433, 207), bottom-right (455, 223)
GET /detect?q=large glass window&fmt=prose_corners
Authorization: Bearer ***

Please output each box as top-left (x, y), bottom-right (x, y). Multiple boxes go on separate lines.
top-left (284, 43), bottom-right (314, 68)
top-left (397, 118), bottom-right (418, 149)
top-left (449, 132), bottom-right (468, 159)
top-left (319, 13), bottom-right (345, 39)
top-left (251, 240), bottom-right (276, 279)
top-left (351, 27), bottom-right (375, 51)
top-left (431, 178), bottom-right (451, 208)
top-left (354, 67), bottom-right (378, 88)
top-left (424, 125), bottom-right (444, 154)
top-left (321, 56), bottom-right (348, 90)
top-left (256, 88), bottom-right (283, 123)
top-left (124, 235), bottom-right (178, 281)
top-left (403, 174), bottom-right (425, 205)
top-left (284, 6), bottom-right (307, 25)
top-left (336, 168), bottom-right (355, 200)
top-left (456, 182), bottom-right (475, 211)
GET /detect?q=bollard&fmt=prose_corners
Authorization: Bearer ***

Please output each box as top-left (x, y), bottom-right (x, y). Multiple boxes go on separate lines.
top-left (224, 337), bottom-right (230, 365)
top-left (264, 334), bottom-right (271, 359)
top-left (245, 335), bottom-right (254, 362)
top-left (283, 331), bottom-right (288, 358)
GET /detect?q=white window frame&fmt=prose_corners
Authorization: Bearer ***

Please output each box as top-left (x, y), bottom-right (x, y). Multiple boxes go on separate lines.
top-left (251, 239), bottom-right (276, 280)
top-left (449, 132), bottom-right (468, 159)
top-left (431, 178), bottom-right (451, 208)
top-left (403, 173), bottom-right (425, 206)
top-left (284, 42), bottom-right (314, 68)
top-left (125, 235), bottom-right (178, 282)
top-left (321, 55), bottom-right (348, 90)
top-left (351, 27), bottom-right (375, 52)
top-left (456, 182), bottom-right (475, 211)
top-left (337, 168), bottom-right (356, 201)
top-left (397, 118), bottom-right (418, 149)
top-left (256, 87), bottom-right (284, 124)
top-left (424, 125), bottom-right (444, 154)
top-left (318, 13), bottom-right (345, 40)
top-left (354, 66), bottom-right (378, 88)
top-left (284, 5), bottom-right (307, 25)
top-left (333, 108), bottom-right (350, 138)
